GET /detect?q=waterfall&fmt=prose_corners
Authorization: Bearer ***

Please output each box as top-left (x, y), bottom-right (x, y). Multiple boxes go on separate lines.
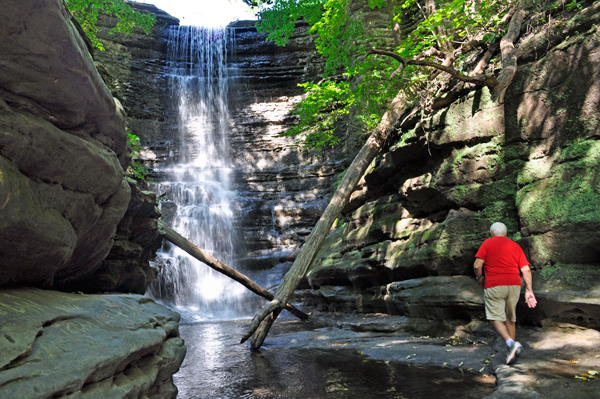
top-left (148, 26), bottom-right (248, 320)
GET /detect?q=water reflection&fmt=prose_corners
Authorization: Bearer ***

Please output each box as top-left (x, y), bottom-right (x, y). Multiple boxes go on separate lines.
top-left (175, 321), bottom-right (495, 399)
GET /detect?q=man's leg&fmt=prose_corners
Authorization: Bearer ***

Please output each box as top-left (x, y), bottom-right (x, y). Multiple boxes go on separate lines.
top-left (504, 319), bottom-right (516, 340)
top-left (486, 287), bottom-right (518, 355)
top-left (504, 286), bottom-right (523, 365)
top-left (491, 320), bottom-right (512, 341)
top-left (486, 287), bottom-right (512, 342)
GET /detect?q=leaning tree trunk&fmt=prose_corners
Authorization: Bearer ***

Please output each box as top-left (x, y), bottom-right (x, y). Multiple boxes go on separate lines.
top-left (241, 2), bottom-right (528, 350)
top-left (158, 221), bottom-right (308, 320)
top-left (241, 92), bottom-right (406, 349)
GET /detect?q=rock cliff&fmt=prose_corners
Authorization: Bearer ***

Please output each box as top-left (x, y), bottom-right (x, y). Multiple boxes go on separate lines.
top-left (0, 1), bottom-right (184, 397)
top-left (305, 4), bottom-right (600, 330)
top-left (226, 20), bottom-right (347, 282)
top-left (0, 0), bottom-right (130, 288)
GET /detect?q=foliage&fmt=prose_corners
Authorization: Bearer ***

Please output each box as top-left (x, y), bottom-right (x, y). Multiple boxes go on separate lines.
top-left (284, 80), bottom-right (351, 148)
top-left (127, 131), bottom-right (148, 180)
top-left (256, 0), bottom-right (326, 45)
top-left (66, 0), bottom-right (156, 50)
top-left (256, 0), bottom-right (511, 149)
top-left (395, 0), bottom-right (503, 60)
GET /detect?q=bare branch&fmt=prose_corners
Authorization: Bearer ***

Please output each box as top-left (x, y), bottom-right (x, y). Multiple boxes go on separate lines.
top-left (471, 42), bottom-right (500, 76)
top-left (389, 64), bottom-right (406, 80)
top-left (250, 308), bottom-right (282, 350)
top-left (366, 49), bottom-right (497, 88)
top-left (160, 221), bottom-right (308, 321)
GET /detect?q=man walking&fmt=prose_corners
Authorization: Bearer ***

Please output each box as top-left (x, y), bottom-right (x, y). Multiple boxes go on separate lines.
top-left (474, 222), bottom-right (537, 365)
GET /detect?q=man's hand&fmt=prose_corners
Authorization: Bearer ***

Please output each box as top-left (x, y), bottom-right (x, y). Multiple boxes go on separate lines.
top-left (520, 265), bottom-right (536, 308)
top-left (525, 291), bottom-right (537, 308)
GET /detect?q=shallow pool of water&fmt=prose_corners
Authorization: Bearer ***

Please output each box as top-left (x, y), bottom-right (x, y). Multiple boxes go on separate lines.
top-left (174, 320), bottom-right (495, 398)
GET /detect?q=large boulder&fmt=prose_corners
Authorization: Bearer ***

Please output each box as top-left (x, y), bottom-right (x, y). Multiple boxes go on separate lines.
top-left (0, 0), bottom-right (128, 163)
top-left (0, 288), bottom-right (185, 399)
top-left (63, 179), bottom-right (165, 294)
top-left (0, 0), bottom-right (133, 288)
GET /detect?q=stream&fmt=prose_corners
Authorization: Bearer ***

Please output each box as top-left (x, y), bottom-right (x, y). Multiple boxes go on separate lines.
top-left (173, 319), bottom-right (496, 399)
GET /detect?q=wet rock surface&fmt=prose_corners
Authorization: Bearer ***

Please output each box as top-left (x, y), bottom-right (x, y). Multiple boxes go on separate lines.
top-left (175, 317), bottom-right (496, 398)
top-left (0, 288), bottom-right (185, 399)
top-left (487, 321), bottom-right (600, 399)
top-left (265, 314), bottom-right (600, 399)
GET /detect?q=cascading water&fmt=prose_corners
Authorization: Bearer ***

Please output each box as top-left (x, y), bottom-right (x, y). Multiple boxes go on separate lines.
top-left (148, 26), bottom-right (248, 320)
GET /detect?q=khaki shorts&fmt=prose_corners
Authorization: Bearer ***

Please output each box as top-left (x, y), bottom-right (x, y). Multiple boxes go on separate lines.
top-left (484, 285), bottom-right (521, 322)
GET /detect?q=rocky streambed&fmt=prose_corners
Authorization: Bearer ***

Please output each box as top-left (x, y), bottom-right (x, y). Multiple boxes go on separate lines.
top-left (0, 289), bottom-right (185, 398)
top-left (222, 314), bottom-right (599, 399)
top-left (167, 312), bottom-right (600, 398)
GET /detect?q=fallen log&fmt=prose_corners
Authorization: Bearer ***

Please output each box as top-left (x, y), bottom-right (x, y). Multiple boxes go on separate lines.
top-left (158, 221), bottom-right (308, 320)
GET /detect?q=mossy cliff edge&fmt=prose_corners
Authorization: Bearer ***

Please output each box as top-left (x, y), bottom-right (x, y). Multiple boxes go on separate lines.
top-left (305, 5), bottom-right (600, 330)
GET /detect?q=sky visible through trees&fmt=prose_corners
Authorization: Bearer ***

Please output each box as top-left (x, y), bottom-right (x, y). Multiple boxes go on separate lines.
top-left (142, 0), bottom-right (254, 26)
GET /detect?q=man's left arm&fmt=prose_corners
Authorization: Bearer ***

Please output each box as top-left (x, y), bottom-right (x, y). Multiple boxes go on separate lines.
top-left (520, 265), bottom-right (537, 308)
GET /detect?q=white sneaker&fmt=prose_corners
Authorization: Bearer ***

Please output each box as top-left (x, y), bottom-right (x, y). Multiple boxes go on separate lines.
top-left (506, 341), bottom-right (523, 365)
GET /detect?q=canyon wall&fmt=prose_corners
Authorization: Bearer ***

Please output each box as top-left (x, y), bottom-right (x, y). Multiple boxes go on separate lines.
top-left (0, 1), bottom-right (184, 397)
top-left (226, 20), bottom-right (346, 287)
top-left (304, 3), bottom-right (600, 330)
top-left (96, 12), bottom-right (346, 291)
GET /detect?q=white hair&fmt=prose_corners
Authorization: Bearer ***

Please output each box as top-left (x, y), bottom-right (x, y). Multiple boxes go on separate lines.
top-left (490, 222), bottom-right (508, 236)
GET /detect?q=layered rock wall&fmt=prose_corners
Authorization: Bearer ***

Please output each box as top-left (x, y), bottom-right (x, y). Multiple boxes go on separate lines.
top-left (0, 2), bottom-right (185, 397)
top-left (305, 5), bottom-right (600, 329)
top-left (227, 21), bottom-right (347, 282)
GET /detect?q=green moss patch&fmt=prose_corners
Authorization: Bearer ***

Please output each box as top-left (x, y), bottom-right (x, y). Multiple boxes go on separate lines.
top-left (517, 166), bottom-right (600, 229)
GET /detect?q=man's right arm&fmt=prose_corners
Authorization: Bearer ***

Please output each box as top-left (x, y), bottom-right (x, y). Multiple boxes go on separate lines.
top-left (473, 258), bottom-right (485, 288)
top-left (520, 265), bottom-right (537, 308)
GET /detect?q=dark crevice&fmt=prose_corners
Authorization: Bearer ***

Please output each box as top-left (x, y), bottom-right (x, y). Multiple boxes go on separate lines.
top-left (41, 315), bottom-right (79, 329)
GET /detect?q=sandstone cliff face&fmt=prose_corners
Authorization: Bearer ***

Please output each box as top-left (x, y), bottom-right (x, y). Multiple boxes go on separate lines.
top-left (0, 0), bottom-right (130, 288)
top-left (306, 6), bottom-right (600, 329)
top-left (93, 3), bottom-right (179, 166)
top-left (0, 0), bottom-right (165, 294)
top-left (226, 21), bottom-right (347, 280)
top-left (0, 2), bottom-right (184, 397)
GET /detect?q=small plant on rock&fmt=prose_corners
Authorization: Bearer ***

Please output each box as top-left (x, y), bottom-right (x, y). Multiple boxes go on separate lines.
top-left (127, 131), bottom-right (148, 180)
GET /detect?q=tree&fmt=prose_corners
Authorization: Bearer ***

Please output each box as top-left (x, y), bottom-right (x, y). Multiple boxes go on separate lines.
top-left (242, 0), bottom-right (531, 349)
top-left (66, 0), bottom-right (156, 50)
top-left (249, 0), bottom-right (523, 149)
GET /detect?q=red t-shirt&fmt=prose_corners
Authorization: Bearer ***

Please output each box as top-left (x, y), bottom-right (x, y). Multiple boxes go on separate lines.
top-left (475, 236), bottom-right (529, 289)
